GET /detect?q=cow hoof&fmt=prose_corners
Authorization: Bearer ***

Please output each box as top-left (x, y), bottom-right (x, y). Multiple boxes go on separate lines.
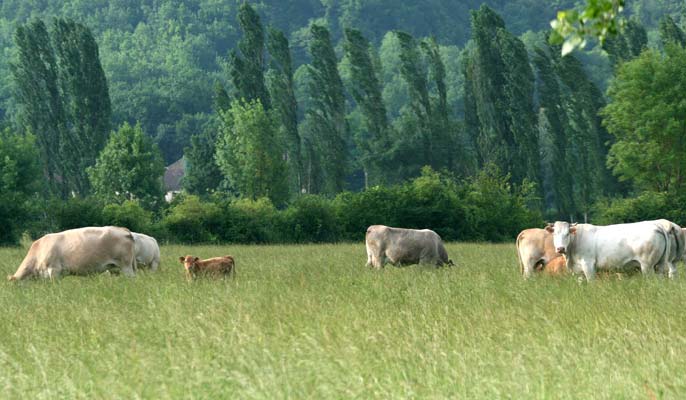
top-left (7, 275), bottom-right (16, 282)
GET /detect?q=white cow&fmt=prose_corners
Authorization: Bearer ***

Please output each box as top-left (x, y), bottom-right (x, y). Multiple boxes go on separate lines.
top-left (546, 221), bottom-right (672, 280)
top-left (365, 225), bottom-right (453, 269)
top-left (132, 232), bottom-right (161, 271)
top-left (8, 226), bottom-right (137, 281)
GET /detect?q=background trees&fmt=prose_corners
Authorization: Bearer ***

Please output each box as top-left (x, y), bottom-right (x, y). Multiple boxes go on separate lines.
top-left (87, 122), bottom-right (165, 208)
top-left (11, 18), bottom-right (110, 197)
top-left (1, 1), bottom-right (686, 242)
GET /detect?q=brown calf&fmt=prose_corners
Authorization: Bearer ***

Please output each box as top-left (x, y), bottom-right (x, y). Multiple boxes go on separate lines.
top-left (541, 255), bottom-right (567, 275)
top-left (179, 255), bottom-right (235, 280)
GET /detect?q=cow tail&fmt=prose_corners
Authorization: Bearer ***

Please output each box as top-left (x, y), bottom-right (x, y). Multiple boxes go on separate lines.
top-left (126, 230), bottom-right (138, 271)
top-left (674, 224), bottom-right (685, 262)
top-left (515, 231), bottom-right (524, 276)
top-left (657, 226), bottom-right (672, 272)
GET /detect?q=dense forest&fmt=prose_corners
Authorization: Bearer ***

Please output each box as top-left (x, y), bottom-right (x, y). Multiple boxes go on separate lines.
top-left (1, 0), bottom-right (686, 244)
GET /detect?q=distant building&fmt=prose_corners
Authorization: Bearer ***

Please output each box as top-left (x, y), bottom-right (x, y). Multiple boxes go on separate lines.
top-left (164, 158), bottom-right (185, 202)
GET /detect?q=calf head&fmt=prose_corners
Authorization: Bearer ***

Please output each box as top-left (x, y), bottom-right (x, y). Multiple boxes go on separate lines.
top-left (179, 255), bottom-right (200, 274)
top-left (545, 221), bottom-right (576, 254)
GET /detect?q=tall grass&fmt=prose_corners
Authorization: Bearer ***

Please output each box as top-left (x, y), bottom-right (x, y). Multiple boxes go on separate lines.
top-left (1, 243), bottom-right (685, 399)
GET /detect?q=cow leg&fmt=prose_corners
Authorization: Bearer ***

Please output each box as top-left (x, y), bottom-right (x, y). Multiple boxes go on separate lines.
top-left (638, 259), bottom-right (656, 277)
top-left (46, 267), bottom-right (61, 281)
top-left (120, 263), bottom-right (136, 277)
top-left (668, 262), bottom-right (677, 279)
top-left (579, 259), bottom-right (595, 281)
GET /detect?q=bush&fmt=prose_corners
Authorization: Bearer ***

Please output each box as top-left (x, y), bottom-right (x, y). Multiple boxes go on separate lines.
top-left (102, 200), bottom-right (154, 234)
top-left (221, 198), bottom-right (279, 243)
top-left (51, 197), bottom-right (104, 231)
top-left (280, 195), bottom-right (339, 243)
top-left (461, 165), bottom-right (543, 241)
top-left (592, 191), bottom-right (673, 225)
top-left (332, 186), bottom-right (400, 241)
top-left (162, 194), bottom-right (222, 243)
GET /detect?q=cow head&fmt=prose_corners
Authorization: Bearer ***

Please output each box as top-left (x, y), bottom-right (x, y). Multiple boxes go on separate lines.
top-left (546, 221), bottom-right (576, 254)
top-left (179, 255), bottom-right (200, 273)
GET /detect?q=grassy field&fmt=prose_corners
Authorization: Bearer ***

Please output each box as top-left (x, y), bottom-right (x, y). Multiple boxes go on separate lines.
top-left (2, 242), bottom-right (686, 399)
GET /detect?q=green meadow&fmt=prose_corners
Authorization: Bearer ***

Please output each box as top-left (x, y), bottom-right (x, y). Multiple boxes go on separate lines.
top-left (2, 242), bottom-right (686, 399)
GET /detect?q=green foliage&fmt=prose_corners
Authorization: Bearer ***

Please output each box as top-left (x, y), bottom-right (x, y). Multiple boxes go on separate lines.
top-left (602, 19), bottom-right (648, 67)
top-left (461, 164), bottom-right (542, 241)
top-left (464, 5), bottom-right (539, 188)
top-left (49, 197), bottom-right (104, 231)
top-left (88, 122), bottom-right (165, 209)
top-left (12, 18), bottom-right (111, 197)
top-left (162, 194), bottom-right (222, 243)
top-left (11, 19), bottom-right (64, 196)
top-left (102, 200), bottom-right (154, 234)
top-left (550, 0), bottom-right (626, 55)
top-left (592, 191), bottom-right (672, 225)
top-left (52, 18), bottom-right (112, 196)
top-left (0, 129), bottom-right (41, 244)
top-left (602, 45), bottom-right (686, 192)
top-left (343, 28), bottom-right (391, 187)
top-left (659, 15), bottom-right (686, 48)
top-left (215, 99), bottom-right (289, 206)
top-left (280, 195), bottom-right (338, 243)
top-left (222, 197), bottom-right (281, 244)
top-left (182, 117), bottom-right (223, 196)
top-left (229, 2), bottom-right (270, 108)
top-left (304, 24), bottom-right (348, 195)
top-left (266, 27), bottom-right (303, 193)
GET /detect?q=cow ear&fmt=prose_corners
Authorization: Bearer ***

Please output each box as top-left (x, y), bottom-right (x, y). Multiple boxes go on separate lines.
top-left (178, 256), bottom-right (185, 263)
top-left (570, 227), bottom-right (577, 234)
top-left (194, 257), bottom-right (200, 262)
top-left (545, 225), bottom-right (554, 233)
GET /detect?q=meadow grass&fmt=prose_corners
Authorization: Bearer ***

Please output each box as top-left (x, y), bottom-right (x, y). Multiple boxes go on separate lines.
top-left (1, 242), bottom-right (686, 399)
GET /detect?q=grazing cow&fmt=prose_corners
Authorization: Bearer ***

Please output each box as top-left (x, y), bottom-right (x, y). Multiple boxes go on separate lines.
top-left (132, 232), bottom-right (161, 271)
top-left (546, 221), bottom-right (672, 281)
top-left (179, 255), bottom-right (235, 279)
top-left (7, 226), bottom-right (137, 281)
top-left (516, 228), bottom-right (567, 278)
top-left (365, 225), bottom-right (453, 269)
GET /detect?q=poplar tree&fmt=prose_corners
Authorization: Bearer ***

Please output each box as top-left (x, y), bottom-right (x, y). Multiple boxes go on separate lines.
top-left (229, 2), bottom-right (270, 107)
top-left (464, 5), bottom-right (539, 187)
top-left (304, 24), bottom-right (347, 195)
top-left (603, 19), bottom-right (648, 67)
top-left (659, 15), bottom-right (686, 48)
top-left (52, 18), bottom-right (112, 196)
top-left (343, 28), bottom-right (390, 187)
top-left (11, 19), bottom-right (65, 196)
top-left (266, 27), bottom-right (302, 193)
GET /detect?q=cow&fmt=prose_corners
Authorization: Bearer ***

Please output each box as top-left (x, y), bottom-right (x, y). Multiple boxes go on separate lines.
top-left (365, 225), bottom-right (453, 269)
top-left (132, 232), bottom-right (161, 271)
top-left (516, 228), bottom-right (567, 278)
top-left (7, 226), bottom-right (137, 281)
top-left (179, 255), bottom-right (235, 280)
top-left (546, 221), bottom-right (672, 281)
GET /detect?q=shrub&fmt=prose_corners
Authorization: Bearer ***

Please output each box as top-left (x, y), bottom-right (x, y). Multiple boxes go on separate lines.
top-left (222, 198), bottom-right (279, 243)
top-left (280, 195), bottom-right (339, 243)
top-left (162, 194), bottom-right (222, 243)
top-left (51, 197), bottom-right (104, 231)
top-left (102, 200), bottom-right (154, 234)
top-left (592, 191), bottom-right (671, 225)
